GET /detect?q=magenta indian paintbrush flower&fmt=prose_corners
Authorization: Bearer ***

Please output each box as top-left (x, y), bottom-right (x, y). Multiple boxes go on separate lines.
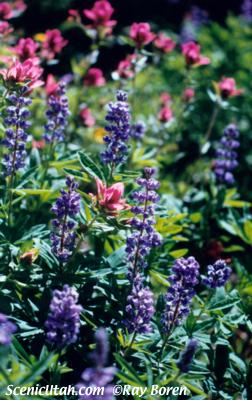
top-left (45, 285), bottom-right (83, 348)
top-left (162, 257), bottom-right (200, 334)
top-left (77, 328), bottom-right (116, 400)
top-left (50, 176), bottom-right (80, 263)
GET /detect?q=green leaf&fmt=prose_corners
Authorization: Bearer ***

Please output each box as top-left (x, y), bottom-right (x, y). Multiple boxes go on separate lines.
top-left (114, 354), bottom-right (144, 385)
top-left (78, 151), bottom-right (105, 181)
top-left (19, 353), bottom-right (55, 384)
top-left (170, 249), bottom-right (188, 258)
top-left (207, 289), bottom-right (240, 311)
top-left (244, 220), bottom-right (252, 243)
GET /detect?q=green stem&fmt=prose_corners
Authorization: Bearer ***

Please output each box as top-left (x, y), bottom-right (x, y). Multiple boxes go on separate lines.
top-left (124, 331), bottom-right (137, 357)
top-left (205, 104), bottom-right (220, 142)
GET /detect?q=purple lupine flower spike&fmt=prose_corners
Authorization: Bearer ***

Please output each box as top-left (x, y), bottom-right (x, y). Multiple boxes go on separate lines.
top-left (180, 6), bottom-right (208, 43)
top-left (0, 313), bottom-right (16, 346)
top-left (50, 176), bottom-right (80, 262)
top-left (101, 90), bottom-right (131, 166)
top-left (45, 285), bottom-right (83, 348)
top-left (214, 124), bottom-right (240, 185)
top-left (2, 87), bottom-right (32, 176)
top-left (202, 259), bottom-right (232, 288)
top-left (77, 328), bottom-right (116, 400)
top-left (43, 81), bottom-right (70, 143)
top-left (241, 0), bottom-right (252, 21)
top-left (124, 273), bottom-right (155, 334)
top-left (130, 121), bottom-right (146, 141)
top-left (177, 339), bottom-right (198, 373)
top-left (162, 257), bottom-right (200, 334)
top-left (126, 167), bottom-right (162, 280)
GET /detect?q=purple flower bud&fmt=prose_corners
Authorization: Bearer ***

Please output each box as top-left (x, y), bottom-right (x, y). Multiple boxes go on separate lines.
top-left (45, 285), bottom-right (82, 348)
top-left (177, 339), bottom-right (198, 373)
top-left (202, 259), bottom-right (232, 288)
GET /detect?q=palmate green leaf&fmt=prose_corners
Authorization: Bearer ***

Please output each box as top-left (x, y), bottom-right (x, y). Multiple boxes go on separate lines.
top-left (207, 288), bottom-right (240, 311)
top-left (78, 151), bottom-right (105, 181)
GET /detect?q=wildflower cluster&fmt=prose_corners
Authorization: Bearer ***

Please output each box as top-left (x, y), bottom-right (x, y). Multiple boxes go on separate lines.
top-left (45, 285), bottom-right (82, 348)
top-left (50, 176), bottom-right (80, 262)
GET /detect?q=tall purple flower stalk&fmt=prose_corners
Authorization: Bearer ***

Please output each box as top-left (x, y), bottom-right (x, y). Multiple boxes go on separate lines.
top-left (126, 167), bottom-right (162, 280)
top-left (45, 285), bottom-right (82, 348)
top-left (0, 313), bottom-right (16, 346)
top-left (43, 82), bottom-right (70, 143)
top-left (202, 259), bottom-right (232, 288)
top-left (50, 176), bottom-right (80, 263)
top-left (241, 0), bottom-right (252, 21)
top-left (214, 124), bottom-right (240, 185)
top-left (162, 257), bottom-right (200, 334)
top-left (177, 339), bottom-right (198, 373)
top-left (77, 328), bottom-right (116, 400)
top-left (2, 88), bottom-right (32, 177)
top-left (180, 6), bottom-right (208, 43)
top-left (101, 90), bottom-right (131, 168)
top-left (124, 274), bottom-right (155, 334)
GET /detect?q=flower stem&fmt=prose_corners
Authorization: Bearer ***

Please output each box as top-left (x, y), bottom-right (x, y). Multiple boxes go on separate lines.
top-left (205, 104), bottom-right (219, 142)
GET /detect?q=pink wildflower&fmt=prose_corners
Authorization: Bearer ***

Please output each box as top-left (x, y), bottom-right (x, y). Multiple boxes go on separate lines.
top-left (0, 58), bottom-right (43, 90)
top-left (41, 29), bottom-right (68, 60)
top-left (83, 0), bottom-right (116, 35)
top-left (95, 179), bottom-right (130, 215)
top-left (154, 33), bottom-right (176, 53)
top-left (218, 77), bottom-right (243, 99)
top-left (158, 106), bottom-right (173, 123)
top-left (130, 22), bottom-right (155, 48)
top-left (13, 38), bottom-right (39, 61)
top-left (80, 107), bottom-right (96, 127)
top-left (83, 68), bottom-right (105, 87)
top-left (181, 41), bottom-right (210, 67)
